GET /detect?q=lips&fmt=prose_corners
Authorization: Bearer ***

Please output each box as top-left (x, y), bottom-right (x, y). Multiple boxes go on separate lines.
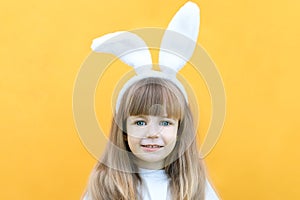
top-left (140, 144), bottom-right (164, 152)
top-left (141, 144), bottom-right (163, 148)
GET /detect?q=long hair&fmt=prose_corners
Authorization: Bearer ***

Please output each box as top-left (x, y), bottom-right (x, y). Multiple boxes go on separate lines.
top-left (86, 77), bottom-right (206, 200)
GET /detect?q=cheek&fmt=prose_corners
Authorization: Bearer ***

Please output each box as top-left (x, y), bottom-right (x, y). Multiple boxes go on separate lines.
top-left (162, 127), bottom-right (178, 143)
top-left (127, 126), bottom-right (146, 138)
top-left (127, 136), bottom-right (140, 151)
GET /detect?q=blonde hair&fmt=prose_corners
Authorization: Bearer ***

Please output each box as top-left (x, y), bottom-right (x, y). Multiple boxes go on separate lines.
top-left (86, 77), bottom-right (206, 200)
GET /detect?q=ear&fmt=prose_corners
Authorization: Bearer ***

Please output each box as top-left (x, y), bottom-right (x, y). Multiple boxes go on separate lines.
top-left (91, 31), bottom-right (153, 74)
top-left (159, 1), bottom-right (200, 75)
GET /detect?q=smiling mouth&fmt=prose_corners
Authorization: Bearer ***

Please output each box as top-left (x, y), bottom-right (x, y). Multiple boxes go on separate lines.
top-left (140, 144), bottom-right (163, 152)
top-left (141, 144), bottom-right (164, 148)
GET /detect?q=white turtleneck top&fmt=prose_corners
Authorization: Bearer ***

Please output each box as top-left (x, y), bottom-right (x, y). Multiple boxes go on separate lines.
top-left (138, 168), bottom-right (219, 200)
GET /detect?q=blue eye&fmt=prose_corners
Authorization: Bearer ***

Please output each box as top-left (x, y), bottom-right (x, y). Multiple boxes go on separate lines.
top-left (160, 121), bottom-right (171, 126)
top-left (136, 121), bottom-right (146, 126)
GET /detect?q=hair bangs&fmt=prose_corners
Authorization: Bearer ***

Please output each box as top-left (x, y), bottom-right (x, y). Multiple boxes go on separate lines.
top-left (124, 78), bottom-right (184, 120)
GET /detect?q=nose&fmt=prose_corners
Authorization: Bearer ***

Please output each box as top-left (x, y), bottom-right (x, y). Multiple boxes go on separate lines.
top-left (146, 123), bottom-right (161, 138)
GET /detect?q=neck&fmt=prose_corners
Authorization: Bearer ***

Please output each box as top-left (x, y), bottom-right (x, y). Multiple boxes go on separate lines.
top-left (134, 158), bottom-right (165, 170)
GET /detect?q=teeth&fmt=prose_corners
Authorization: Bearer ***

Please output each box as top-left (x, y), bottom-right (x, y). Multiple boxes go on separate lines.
top-left (143, 145), bottom-right (162, 148)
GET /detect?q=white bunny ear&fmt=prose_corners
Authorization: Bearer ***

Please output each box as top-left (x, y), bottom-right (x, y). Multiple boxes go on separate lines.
top-left (159, 1), bottom-right (200, 75)
top-left (91, 31), bottom-right (152, 74)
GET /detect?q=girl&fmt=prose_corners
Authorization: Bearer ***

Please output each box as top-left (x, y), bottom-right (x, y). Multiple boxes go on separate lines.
top-left (83, 77), bottom-right (218, 200)
top-left (82, 1), bottom-right (220, 199)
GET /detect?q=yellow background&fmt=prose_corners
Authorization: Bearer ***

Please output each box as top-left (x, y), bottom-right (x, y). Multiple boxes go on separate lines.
top-left (1, 0), bottom-right (300, 199)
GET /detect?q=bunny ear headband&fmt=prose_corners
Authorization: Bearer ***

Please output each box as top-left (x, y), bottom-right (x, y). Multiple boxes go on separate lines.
top-left (91, 1), bottom-right (200, 112)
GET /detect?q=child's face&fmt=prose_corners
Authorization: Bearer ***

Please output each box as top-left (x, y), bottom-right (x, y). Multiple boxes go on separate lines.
top-left (126, 115), bottom-right (178, 170)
